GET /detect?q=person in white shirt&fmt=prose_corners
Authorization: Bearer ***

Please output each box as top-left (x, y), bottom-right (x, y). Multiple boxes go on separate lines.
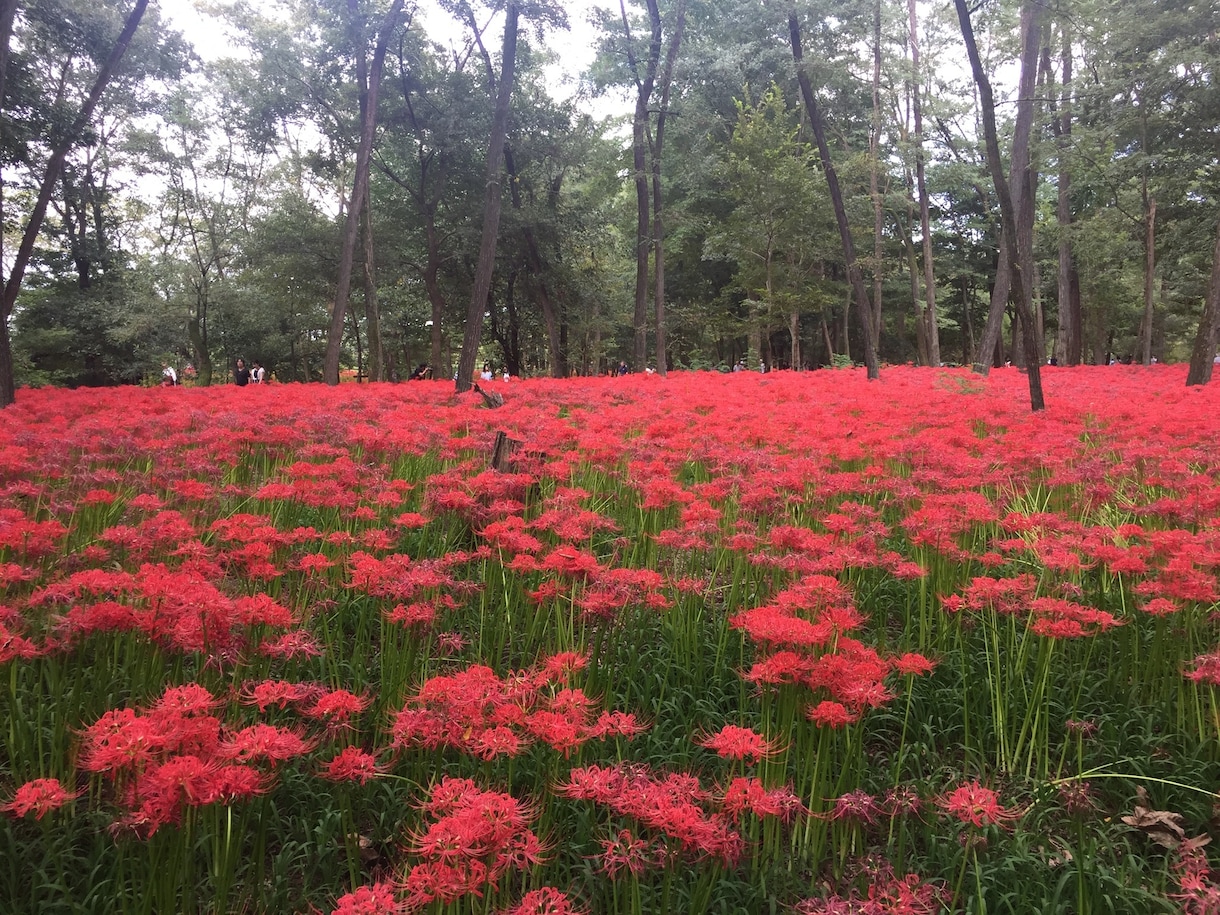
top-left (161, 363), bottom-right (177, 386)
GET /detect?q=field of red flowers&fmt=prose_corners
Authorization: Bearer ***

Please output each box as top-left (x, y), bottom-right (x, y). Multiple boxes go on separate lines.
top-left (2, 365), bottom-right (1219, 914)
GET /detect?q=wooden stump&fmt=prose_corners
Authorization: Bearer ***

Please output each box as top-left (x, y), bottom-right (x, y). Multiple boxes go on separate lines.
top-left (491, 431), bottom-right (523, 472)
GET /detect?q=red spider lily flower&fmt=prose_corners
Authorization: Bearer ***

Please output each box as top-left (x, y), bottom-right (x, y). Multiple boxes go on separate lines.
top-left (406, 778), bottom-right (544, 904)
top-left (743, 650), bottom-right (817, 687)
top-left (0, 622), bottom-right (42, 662)
top-left (540, 650), bottom-right (588, 682)
top-left (893, 652), bottom-right (936, 677)
top-left (596, 829), bottom-right (657, 877)
top-left (239, 679), bottom-right (318, 712)
top-left (1057, 780), bottom-right (1099, 816)
top-left (1140, 597), bottom-right (1180, 616)
top-left (218, 724), bottom-right (314, 765)
top-left (1171, 838), bottom-right (1220, 914)
top-left (498, 887), bottom-right (587, 915)
top-left (696, 724), bottom-right (782, 764)
top-left (585, 710), bottom-right (649, 740)
top-left (3, 778), bottom-right (75, 819)
top-left (294, 552), bottom-right (336, 576)
top-left (938, 780), bottom-right (1021, 828)
top-left (828, 789), bottom-right (881, 824)
top-left (259, 630), bottom-right (323, 659)
top-left (807, 700), bottom-right (858, 729)
top-left (320, 747), bottom-right (385, 784)
top-left (303, 688), bottom-right (369, 727)
top-left (554, 765), bottom-right (626, 804)
top-left (199, 764), bottom-right (270, 804)
top-left (435, 631), bottom-right (467, 655)
top-left (385, 601), bottom-right (440, 630)
top-left (79, 707), bottom-right (168, 775)
top-left (719, 777), bottom-right (805, 823)
top-left (152, 683), bottom-right (222, 718)
top-left (1065, 719), bottom-right (1099, 739)
top-left (331, 882), bottom-right (402, 915)
top-left (0, 512), bottom-right (68, 559)
top-left (1186, 652), bottom-right (1220, 686)
top-left (234, 593), bottom-right (296, 628)
top-left (883, 785), bottom-right (924, 819)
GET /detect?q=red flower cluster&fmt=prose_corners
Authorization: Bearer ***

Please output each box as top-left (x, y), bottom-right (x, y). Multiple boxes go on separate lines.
top-left (403, 777), bottom-right (545, 908)
top-left (389, 657), bottom-right (645, 760)
top-left (557, 763), bottom-right (766, 866)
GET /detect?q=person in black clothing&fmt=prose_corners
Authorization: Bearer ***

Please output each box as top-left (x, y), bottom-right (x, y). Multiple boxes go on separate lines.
top-left (234, 358), bottom-right (251, 386)
top-left (408, 364), bottom-right (432, 380)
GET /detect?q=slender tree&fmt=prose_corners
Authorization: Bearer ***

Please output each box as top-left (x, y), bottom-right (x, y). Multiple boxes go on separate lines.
top-left (622, 0), bottom-right (662, 371)
top-left (907, 0), bottom-right (938, 367)
top-left (323, 0), bottom-right (405, 386)
top-left (955, 0), bottom-right (1045, 411)
top-left (1186, 221), bottom-right (1220, 386)
top-left (649, 0), bottom-right (686, 377)
top-left (455, 2), bottom-right (520, 393)
top-left (0, 0), bottom-right (150, 408)
top-left (788, 9), bottom-right (879, 380)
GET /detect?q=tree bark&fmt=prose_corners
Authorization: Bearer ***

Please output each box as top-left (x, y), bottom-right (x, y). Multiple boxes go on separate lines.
top-left (362, 184), bottom-right (383, 381)
top-left (1186, 220), bottom-right (1220, 386)
top-left (908, 0), bottom-right (939, 367)
top-left (972, 0), bottom-right (1042, 378)
top-left (650, 0), bottom-right (686, 377)
top-left (455, 2), bottom-right (519, 394)
top-left (869, 0), bottom-right (884, 352)
top-left (955, 0), bottom-right (1046, 410)
top-left (623, 0), bottom-right (661, 371)
top-left (1050, 24), bottom-right (1081, 364)
top-left (0, 0), bottom-right (149, 407)
top-left (323, 0), bottom-right (404, 386)
top-left (788, 10), bottom-right (879, 379)
top-left (504, 145), bottom-right (566, 377)
top-left (1140, 189), bottom-right (1156, 365)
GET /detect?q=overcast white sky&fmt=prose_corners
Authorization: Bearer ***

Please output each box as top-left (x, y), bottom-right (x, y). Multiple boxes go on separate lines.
top-left (159, 0), bottom-right (612, 107)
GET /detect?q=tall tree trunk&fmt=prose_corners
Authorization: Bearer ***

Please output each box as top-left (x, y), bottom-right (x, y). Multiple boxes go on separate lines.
top-left (623, 0), bottom-right (661, 371)
top-left (650, 0), bottom-right (686, 378)
top-left (908, 0), bottom-right (939, 367)
top-left (455, 2), bottom-right (519, 393)
top-left (789, 10), bottom-right (879, 379)
top-left (348, 302), bottom-right (363, 381)
top-left (504, 145), bottom-right (566, 376)
top-left (1186, 220), bottom-right (1220, 386)
top-left (1050, 24), bottom-right (1081, 364)
top-left (324, 0), bottom-right (404, 385)
top-left (1140, 188), bottom-right (1156, 364)
top-left (362, 185), bottom-right (383, 381)
top-left (971, 0), bottom-right (1041, 378)
top-left (955, 0), bottom-right (1046, 410)
top-left (869, 0), bottom-right (885, 350)
top-left (905, 222), bottom-right (926, 364)
top-left (0, 0), bottom-right (149, 407)
top-left (789, 310), bottom-right (800, 368)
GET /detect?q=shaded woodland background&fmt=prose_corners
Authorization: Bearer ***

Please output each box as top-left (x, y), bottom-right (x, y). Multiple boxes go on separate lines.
top-left (0, 0), bottom-right (1217, 398)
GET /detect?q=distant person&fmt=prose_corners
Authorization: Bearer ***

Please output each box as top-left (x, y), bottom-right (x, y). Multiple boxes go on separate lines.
top-left (480, 363), bottom-right (494, 382)
top-left (161, 363), bottom-right (177, 387)
top-left (409, 363), bottom-right (432, 381)
top-left (250, 361), bottom-right (266, 384)
top-left (234, 358), bottom-right (251, 386)
top-left (616, 360), bottom-right (628, 376)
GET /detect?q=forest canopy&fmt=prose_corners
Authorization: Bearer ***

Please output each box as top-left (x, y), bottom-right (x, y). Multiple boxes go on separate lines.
top-left (0, 0), bottom-right (1218, 399)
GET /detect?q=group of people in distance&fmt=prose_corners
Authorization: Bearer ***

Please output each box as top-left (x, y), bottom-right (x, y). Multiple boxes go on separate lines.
top-left (234, 358), bottom-right (265, 386)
